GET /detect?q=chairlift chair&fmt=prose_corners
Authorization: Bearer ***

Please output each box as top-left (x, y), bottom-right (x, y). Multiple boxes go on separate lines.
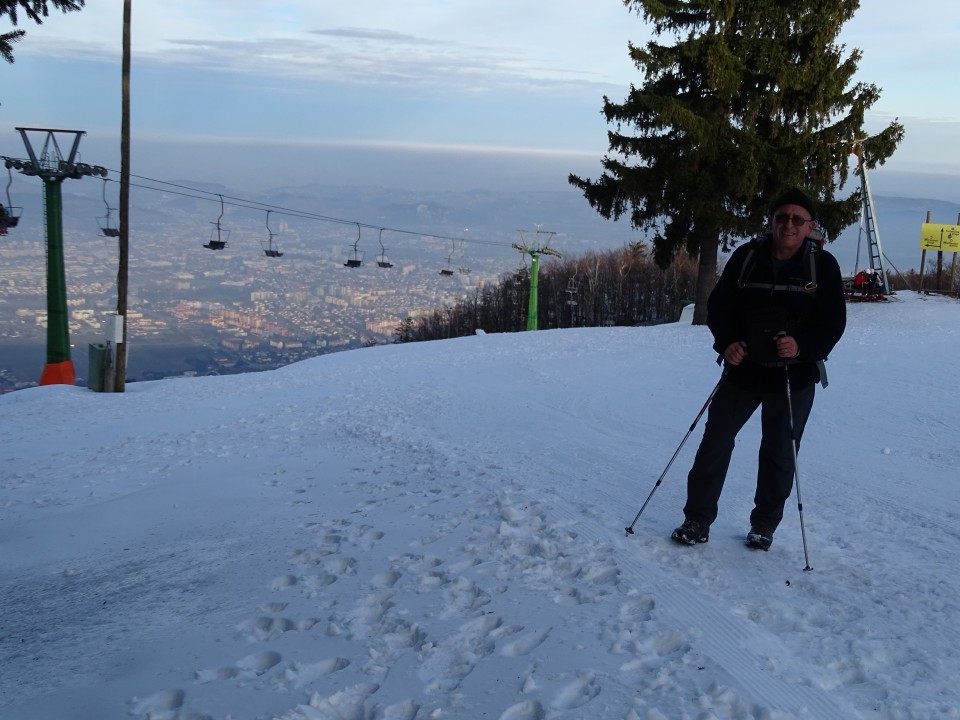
top-left (377, 229), bottom-right (393, 268)
top-left (203, 193), bottom-right (229, 250)
top-left (344, 223), bottom-right (364, 267)
top-left (439, 238), bottom-right (458, 276)
top-left (97, 178), bottom-right (120, 237)
top-left (262, 210), bottom-right (283, 257)
top-left (98, 218), bottom-right (120, 237)
top-left (0, 204), bottom-right (17, 235)
top-left (1, 165), bottom-right (23, 234)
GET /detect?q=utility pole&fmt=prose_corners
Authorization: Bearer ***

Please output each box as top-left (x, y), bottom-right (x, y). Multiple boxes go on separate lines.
top-left (5, 128), bottom-right (108, 385)
top-left (114, 0), bottom-right (132, 391)
top-left (513, 229), bottom-right (561, 331)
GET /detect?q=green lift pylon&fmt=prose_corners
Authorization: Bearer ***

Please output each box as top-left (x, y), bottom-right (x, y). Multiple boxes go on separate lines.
top-left (5, 128), bottom-right (108, 385)
top-left (513, 229), bottom-right (561, 331)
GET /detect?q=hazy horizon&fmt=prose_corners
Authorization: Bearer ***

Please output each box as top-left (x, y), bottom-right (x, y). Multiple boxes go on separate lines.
top-left (5, 0), bottom-right (960, 199)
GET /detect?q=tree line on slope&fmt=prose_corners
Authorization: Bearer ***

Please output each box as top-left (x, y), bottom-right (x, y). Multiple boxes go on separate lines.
top-left (394, 243), bottom-right (698, 343)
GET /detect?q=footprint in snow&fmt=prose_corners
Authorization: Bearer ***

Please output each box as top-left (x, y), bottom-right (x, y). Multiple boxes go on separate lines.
top-left (287, 681), bottom-right (380, 720)
top-left (289, 547), bottom-right (336, 567)
top-left (378, 698), bottom-right (421, 720)
top-left (550, 670), bottom-right (601, 710)
top-left (196, 651), bottom-right (283, 684)
top-left (277, 656), bottom-right (351, 690)
top-left (418, 614), bottom-right (509, 693)
top-left (500, 627), bottom-right (552, 657)
top-left (357, 528), bottom-right (385, 549)
top-left (619, 630), bottom-right (692, 672)
top-left (498, 699), bottom-right (545, 720)
top-left (619, 594), bottom-right (656, 622)
top-left (236, 616), bottom-right (317, 642)
top-left (325, 556), bottom-right (358, 575)
top-left (442, 575), bottom-right (492, 613)
top-left (128, 688), bottom-right (185, 717)
top-left (270, 574), bottom-right (298, 590)
top-left (369, 568), bottom-right (402, 588)
top-left (236, 650), bottom-right (283, 676)
top-left (303, 572), bottom-right (339, 594)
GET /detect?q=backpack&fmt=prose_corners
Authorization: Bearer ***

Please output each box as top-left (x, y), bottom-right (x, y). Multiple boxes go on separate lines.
top-left (734, 232), bottom-right (830, 387)
top-left (737, 232), bottom-right (820, 294)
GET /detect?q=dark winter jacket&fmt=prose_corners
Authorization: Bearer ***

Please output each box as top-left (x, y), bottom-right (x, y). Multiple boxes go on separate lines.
top-left (707, 233), bottom-right (846, 392)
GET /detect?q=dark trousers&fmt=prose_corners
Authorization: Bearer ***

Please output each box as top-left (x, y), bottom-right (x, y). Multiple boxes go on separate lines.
top-left (683, 376), bottom-right (815, 533)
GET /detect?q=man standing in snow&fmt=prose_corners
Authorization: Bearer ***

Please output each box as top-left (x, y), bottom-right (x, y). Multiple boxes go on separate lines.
top-left (672, 188), bottom-right (847, 551)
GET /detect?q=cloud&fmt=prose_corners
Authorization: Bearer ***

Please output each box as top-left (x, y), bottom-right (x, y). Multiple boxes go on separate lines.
top-left (18, 0), bottom-right (630, 94)
top-left (309, 27), bottom-right (446, 46)
top-left (142, 28), bottom-right (613, 96)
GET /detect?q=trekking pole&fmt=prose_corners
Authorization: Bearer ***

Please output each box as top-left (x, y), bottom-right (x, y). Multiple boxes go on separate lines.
top-left (783, 362), bottom-right (814, 571)
top-left (625, 367), bottom-right (727, 536)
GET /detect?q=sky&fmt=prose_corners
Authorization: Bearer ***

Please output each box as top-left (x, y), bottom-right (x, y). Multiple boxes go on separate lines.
top-left (2, 0), bottom-right (960, 198)
top-left (2, 290), bottom-right (959, 720)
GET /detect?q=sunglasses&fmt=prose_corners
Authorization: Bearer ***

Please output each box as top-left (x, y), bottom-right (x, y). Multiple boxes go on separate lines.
top-left (774, 213), bottom-right (812, 227)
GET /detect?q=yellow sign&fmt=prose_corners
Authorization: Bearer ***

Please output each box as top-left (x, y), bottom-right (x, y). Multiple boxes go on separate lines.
top-left (920, 223), bottom-right (960, 251)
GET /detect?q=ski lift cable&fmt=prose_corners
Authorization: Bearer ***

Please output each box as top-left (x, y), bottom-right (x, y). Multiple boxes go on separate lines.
top-left (7, 156), bottom-right (523, 267)
top-left (97, 171), bottom-right (515, 250)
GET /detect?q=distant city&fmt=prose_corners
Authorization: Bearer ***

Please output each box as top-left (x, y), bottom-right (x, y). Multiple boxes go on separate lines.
top-left (0, 181), bottom-right (639, 392)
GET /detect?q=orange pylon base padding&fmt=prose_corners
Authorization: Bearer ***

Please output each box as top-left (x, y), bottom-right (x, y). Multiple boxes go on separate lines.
top-left (40, 360), bottom-right (76, 386)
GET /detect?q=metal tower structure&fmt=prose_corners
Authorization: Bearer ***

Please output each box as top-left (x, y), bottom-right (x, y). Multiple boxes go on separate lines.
top-left (5, 128), bottom-right (108, 385)
top-left (513, 229), bottom-right (561, 331)
top-left (851, 143), bottom-right (891, 295)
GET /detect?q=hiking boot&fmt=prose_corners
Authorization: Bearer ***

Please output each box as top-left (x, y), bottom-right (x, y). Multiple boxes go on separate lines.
top-left (746, 527), bottom-right (774, 551)
top-left (671, 519), bottom-right (709, 545)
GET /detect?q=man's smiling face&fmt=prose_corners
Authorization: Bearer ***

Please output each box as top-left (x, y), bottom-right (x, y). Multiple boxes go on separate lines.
top-left (770, 204), bottom-right (815, 259)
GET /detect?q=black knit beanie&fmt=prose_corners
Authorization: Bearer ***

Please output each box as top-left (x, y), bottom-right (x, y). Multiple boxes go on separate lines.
top-left (770, 188), bottom-right (816, 220)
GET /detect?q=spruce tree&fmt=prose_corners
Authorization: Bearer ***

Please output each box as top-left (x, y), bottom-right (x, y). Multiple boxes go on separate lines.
top-left (570, 0), bottom-right (904, 323)
top-left (1, 1), bottom-right (84, 64)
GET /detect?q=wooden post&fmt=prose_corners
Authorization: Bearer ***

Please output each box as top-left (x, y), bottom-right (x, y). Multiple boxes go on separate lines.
top-left (952, 213), bottom-right (960, 296)
top-left (920, 210), bottom-right (931, 293)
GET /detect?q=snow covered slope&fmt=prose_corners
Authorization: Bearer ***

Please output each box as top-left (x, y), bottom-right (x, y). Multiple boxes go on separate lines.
top-left (2, 291), bottom-right (958, 720)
